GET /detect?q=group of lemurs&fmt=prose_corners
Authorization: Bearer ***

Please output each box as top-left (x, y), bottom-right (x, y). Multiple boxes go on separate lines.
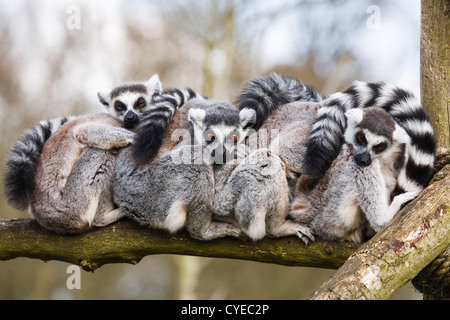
top-left (3, 72), bottom-right (436, 244)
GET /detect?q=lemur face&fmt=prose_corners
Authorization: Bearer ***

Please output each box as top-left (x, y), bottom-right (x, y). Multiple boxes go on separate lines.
top-left (188, 103), bottom-right (256, 164)
top-left (97, 74), bottom-right (162, 130)
top-left (344, 107), bottom-right (410, 167)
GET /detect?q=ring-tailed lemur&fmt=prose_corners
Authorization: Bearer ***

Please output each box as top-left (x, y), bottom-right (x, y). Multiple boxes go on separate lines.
top-left (187, 101), bottom-right (314, 242)
top-left (114, 99), bottom-right (254, 240)
top-left (3, 74), bottom-right (161, 212)
top-left (302, 81), bottom-right (436, 211)
top-left (97, 74), bottom-right (162, 129)
top-left (3, 75), bottom-right (204, 215)
top-left (237, 73), bottom-right (436, 215)
top-left (114, 98), bottom-right (314, 243)
top-left (290, 107), bottom-right (411, 242)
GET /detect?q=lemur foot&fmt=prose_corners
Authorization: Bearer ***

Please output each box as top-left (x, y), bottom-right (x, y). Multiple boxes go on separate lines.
top-left (297, 225), bottom-right (315, 246)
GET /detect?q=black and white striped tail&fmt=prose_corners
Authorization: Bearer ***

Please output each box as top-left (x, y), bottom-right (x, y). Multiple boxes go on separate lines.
top-left (4, 116), bottom-right (75, 210)
top-left (132, 88), bottom-right (205, 166)
top-left (236, 73), bottom-right (323, 131)
top-left (304, 81), bottom-right (436, 194)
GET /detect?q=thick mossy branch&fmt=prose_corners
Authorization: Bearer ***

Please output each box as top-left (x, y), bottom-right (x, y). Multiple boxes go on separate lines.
top-left (0, 218), bottom-right (359, 272)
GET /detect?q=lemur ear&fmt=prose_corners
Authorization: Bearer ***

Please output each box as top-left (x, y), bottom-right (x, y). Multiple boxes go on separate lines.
top-left (145, 74), bottom-right (162, 96)
top-left (239, 108), bottom-right (256, 129)
top-left (393, 124), bottom-right (411, 145)
top-left (345, 108), bottom-right (364, 125)
top-left (97, 90), bottom-right (111, 107)
top-left (188, 108), bottom-right (206, 128)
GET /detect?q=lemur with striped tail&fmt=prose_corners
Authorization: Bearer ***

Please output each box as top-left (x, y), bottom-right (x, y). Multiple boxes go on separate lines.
top-left (3, 75), bottom-right (204, 233)
top-left (236, 73), bottom-right (436, 240)
top-left (302, 81), bottom-right (436, 215)
top-left (114, 98), bottom-right (314, 243)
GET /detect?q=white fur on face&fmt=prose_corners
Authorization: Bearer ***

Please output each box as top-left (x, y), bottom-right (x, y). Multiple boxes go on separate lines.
top-left (107, 91), bottom-right (151, 122)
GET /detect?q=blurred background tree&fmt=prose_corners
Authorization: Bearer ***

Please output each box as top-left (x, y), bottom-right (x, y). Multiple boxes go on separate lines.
top-left (0, 0), bottom-right (424, 299)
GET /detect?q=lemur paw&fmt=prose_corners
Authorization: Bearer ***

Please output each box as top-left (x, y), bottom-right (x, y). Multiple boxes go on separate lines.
top-left (297, 225), bottom-right (315, 246)
top-left (115, 130), bottom-right (136, 147)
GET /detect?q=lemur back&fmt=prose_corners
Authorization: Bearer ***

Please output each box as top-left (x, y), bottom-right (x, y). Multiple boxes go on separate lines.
top-left (31, 113), bottom-right (134, 234)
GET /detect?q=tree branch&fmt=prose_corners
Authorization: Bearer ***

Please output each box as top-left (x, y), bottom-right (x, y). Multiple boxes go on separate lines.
top-left (309, 163), bottom-right (450, 300)
top-left (0, 217), bottom-right (359, 272)
top-left (1, 151), bottom-right (448, 280)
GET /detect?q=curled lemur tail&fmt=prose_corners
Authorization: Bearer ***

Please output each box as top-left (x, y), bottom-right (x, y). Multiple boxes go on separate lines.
top-left (236, 72), bottom-right (324, 131)
top-left (132, 88), bottom-right (205, 166)
top-left (304, 81), bottom-right (436, 190)
top-left (4, 116), bottom-right (75, 210)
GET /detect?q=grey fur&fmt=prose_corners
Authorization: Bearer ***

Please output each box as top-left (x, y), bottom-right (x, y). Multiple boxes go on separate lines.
top-left (114, 146), bottom-right (242, 240)
top-left (3, 74), bottom-right (161, 212)
top-left (213, 148), bottom-right (315, 244)
top-left (237, 74), bottom-right (435, 240)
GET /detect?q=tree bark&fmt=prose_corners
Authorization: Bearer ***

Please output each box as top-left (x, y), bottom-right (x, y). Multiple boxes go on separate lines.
top-left (309, 164), bottom-right (450, 300)
top-left (421, 0), bottom-right (450, 149)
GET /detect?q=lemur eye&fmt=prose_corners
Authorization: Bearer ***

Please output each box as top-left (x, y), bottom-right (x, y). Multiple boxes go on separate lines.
top-left (355, 133), bottom-right (366, 144)
top-left (114, 101), bottom-right (126, 111)
top-left (374, 143), bottom-right (387, 153)
top-left (135, 98), bottom-right (146, 109)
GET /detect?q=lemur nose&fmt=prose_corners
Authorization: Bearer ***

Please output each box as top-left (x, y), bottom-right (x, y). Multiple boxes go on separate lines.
top-left (354, 153), bottom-right (372, 167)
top-left (125, 112), bottom-right (137, 121)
